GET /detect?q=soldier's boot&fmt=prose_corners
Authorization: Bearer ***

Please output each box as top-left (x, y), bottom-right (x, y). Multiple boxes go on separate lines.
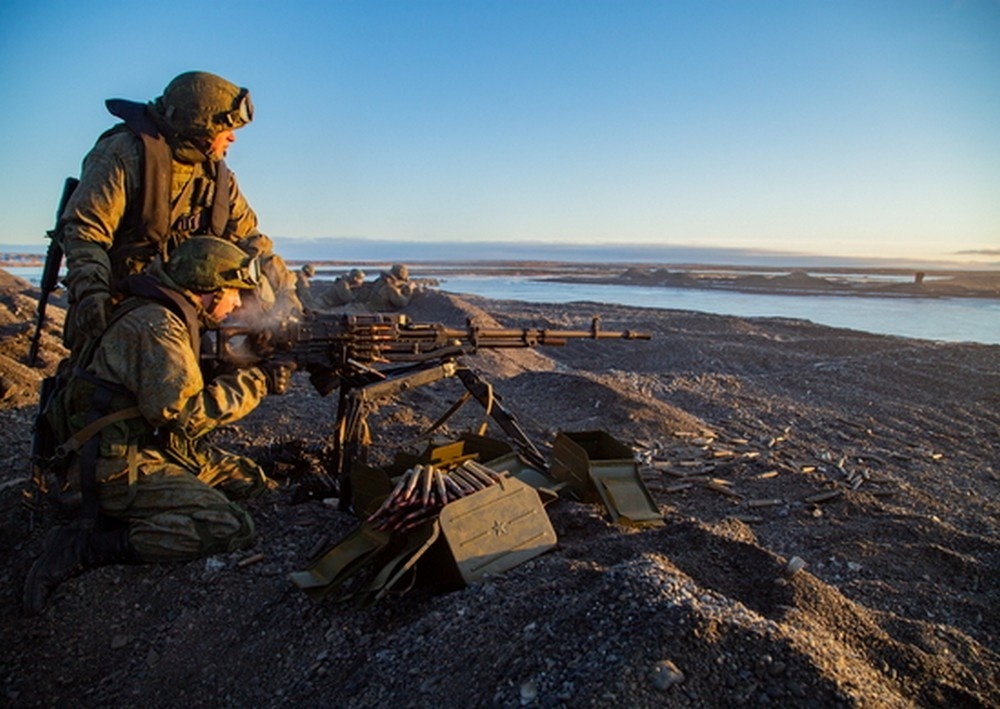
top-left (23, 526), bottom-right (135, 617)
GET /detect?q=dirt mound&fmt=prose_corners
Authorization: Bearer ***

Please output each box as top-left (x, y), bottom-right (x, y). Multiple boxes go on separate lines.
top-left (1, 274), bottom-right (997, 707)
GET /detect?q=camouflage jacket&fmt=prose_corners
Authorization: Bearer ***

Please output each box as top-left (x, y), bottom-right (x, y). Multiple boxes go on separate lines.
top-left (56, 294), bottom-right (269, 479)
top-left (366, 274), bottom-right (413, 311)
top-left (295, 273), bottom-right (320, 311)
top-left (322, 276), bottom-right (361, 308)
top-left (60, 128), bottom-right (301, 319)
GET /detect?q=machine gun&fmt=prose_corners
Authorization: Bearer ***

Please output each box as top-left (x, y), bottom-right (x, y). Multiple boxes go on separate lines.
top-left (203, 312), bottom-right (650, 507)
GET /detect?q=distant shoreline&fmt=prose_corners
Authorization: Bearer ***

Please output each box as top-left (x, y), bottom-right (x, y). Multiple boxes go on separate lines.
top-left (3, 253), bottom-right (997, 300)
top-left (547, 268), bottom-right (1000, 300)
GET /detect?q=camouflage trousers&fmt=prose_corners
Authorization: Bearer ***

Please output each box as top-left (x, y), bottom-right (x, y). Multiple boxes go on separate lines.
top-left (72, 445), bottom-right (270, 562)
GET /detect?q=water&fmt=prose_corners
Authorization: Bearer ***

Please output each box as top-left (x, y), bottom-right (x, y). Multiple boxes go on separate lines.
top-left (435, 275), bottom-right (1000, 345)
top-left (8, 266), bottom-right (998, 345)
top-left (5, 266), bottom-right (46, 283)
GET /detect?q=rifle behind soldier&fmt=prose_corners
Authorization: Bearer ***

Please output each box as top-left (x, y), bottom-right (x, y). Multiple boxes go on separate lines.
top-left (28, 177), bottom-right (78, 367)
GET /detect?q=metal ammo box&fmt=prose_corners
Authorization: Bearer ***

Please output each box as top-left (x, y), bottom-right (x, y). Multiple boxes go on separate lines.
top-left (421, 474), bottom-right (557, 588)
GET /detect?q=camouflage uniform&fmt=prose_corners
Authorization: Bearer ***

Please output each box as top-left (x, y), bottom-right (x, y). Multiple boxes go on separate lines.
top-left (56, 259), bottom-right (269, 561)
top-left (295, 264), bottom-right (320, 311)
top-left (322, 269), bottom-right (366, 308)
top-left (364, 264), bottom-right (414, 311)
top-left (23, 236), bottom-right (293, 616)
top-left (60, 71), bottom-right (301, 351)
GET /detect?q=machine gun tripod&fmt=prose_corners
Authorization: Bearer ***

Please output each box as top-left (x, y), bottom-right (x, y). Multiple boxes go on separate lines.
top-left (329, 356), bottom-right (548, 509)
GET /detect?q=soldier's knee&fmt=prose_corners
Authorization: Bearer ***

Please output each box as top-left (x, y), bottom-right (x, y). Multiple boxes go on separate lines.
top-left (224, 504), bottom-right (255, 552)
top-left (191, 503), bottom-right (255, 556)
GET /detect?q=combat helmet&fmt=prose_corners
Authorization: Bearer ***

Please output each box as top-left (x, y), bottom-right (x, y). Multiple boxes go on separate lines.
top-left (348, 268), bottom-right (366, 284)
top-left (389, 264), bottom-right (409, 280)
top-left (154, 71), bottom-right (254, 138)
top-left (302, 264), bottom-right (316, 278)
top-left (165, 236), bottom-right (261, 292)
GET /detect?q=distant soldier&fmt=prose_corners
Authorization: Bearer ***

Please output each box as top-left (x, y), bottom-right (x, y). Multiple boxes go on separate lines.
top-left (23, 237), bottom-right (296, 616)
top-left (365, 264), bottom-right (414, 311)
top-left (295, 263), bottom-right (320, 311)
top-left (58, 70), bottom-right (301, 354)
top-left (323, 268), bottom-right (367, 307)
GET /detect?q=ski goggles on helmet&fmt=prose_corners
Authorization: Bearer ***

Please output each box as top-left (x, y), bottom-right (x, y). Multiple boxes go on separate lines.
top-left (222, 254), bottom-right (262, 290)
top-left (219, 88), bottom-right (254, 129)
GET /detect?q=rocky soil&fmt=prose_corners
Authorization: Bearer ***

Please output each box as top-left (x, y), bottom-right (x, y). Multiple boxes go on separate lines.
top-left (0, 268), bottom-right (997, 707)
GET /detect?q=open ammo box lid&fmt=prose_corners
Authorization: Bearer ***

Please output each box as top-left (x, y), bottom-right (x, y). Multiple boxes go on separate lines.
top-left (551, 430), bottom-right (663, 527)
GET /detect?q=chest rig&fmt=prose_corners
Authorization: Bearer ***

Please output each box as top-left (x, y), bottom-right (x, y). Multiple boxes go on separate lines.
top-left (103, 99), bottom-right (233, 278)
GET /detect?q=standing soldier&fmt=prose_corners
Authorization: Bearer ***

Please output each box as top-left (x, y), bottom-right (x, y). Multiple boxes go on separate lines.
top-left (59, 70), bottom-right (301, 353)
top-left (23, 237), bottom-right (296, 616)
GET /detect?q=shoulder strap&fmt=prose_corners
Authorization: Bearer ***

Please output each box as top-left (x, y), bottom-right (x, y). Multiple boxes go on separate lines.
top-left (105, 99), bottom-right (172, 248)
top-left (118, 274), bottom-right (202, 352)
top-left (54, 406), bottom-right (142, 460)
top-left (211, 159), bottom-right (231, 237)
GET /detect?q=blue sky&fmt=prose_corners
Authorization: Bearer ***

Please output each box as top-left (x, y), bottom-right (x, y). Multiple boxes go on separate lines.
top-left (1, 0), bottom-right (998, 265)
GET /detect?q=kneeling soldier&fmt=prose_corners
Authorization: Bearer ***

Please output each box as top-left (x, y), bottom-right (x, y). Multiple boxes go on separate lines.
top-left (24, 236), bottom-right (295, 615)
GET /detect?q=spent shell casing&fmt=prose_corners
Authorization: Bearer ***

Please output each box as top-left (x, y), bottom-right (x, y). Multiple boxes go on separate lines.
top-left (747, 499), bottom-right (784, 508)
top-left (804, 490), bottom-right (842, 504)
top-left (707, 481), bottom-right (742, 498)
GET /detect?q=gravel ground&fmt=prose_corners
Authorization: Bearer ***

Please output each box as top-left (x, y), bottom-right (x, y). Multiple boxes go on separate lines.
top-left (0, 269), bottom-right (997, 707)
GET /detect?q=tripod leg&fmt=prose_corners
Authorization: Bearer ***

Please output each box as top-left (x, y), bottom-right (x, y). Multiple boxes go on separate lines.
top-left (455, 366), bottom-right (548, 471)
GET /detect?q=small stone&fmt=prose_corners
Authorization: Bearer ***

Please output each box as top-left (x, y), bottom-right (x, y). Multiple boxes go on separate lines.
top-left (520, 681), bottom-right (538, 704)
top-left (110, 634), bottom-right (130, 650)
top-left (651, 659), bottom-right (685, 691)
top-left (785, 556), bottom-right (807, 577)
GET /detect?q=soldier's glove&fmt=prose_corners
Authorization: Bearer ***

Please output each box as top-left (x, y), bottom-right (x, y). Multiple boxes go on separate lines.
top-left (259, 358), bottom-right (297, 395)
top-left (75, 292), bottom-right (113, 334)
